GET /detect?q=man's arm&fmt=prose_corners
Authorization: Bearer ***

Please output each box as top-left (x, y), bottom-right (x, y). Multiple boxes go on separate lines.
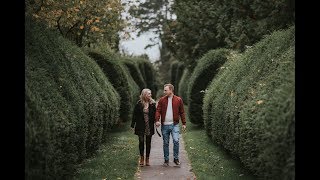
top-left (179, 98), bottom-right (186, 126)
top-left (155, 99), bottom-right (162, 124)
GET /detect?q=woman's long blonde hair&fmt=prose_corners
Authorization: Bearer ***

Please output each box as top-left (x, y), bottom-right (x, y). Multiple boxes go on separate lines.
top-left (140, 88), bottom-right (155, 107)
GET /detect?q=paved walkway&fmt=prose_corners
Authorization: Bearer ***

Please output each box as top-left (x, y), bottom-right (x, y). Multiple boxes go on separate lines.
top-left (134, 128), bottom-right (196, 180)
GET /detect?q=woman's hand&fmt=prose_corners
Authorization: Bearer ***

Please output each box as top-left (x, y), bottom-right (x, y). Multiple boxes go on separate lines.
top-left (182, 125), bottom-right (186, 132)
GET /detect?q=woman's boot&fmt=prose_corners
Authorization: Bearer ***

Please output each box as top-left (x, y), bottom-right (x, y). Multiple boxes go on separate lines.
top-left (139, 156), bottom-right (144, 166)
top-left (145, 157), bottom-right (150, 166)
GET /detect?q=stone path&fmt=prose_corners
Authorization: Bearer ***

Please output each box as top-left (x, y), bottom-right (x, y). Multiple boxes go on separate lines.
top-left (134, 127), bottom-right (196, 180)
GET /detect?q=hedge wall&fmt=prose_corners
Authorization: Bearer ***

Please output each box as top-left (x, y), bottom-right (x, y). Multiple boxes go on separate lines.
top-left (202, 26), bottom-right (295, 179)
top-left (142, 59), bottom-right (158, 99)
top-left (169, 61), bottom-right (179, 89)
top-left (25, 17), bottom-right (120, 179)
top-left (121, 63), bottom-right (141, 107)
top-left (123, 57), bottom-right (157, 98)
top-left (178, 68), bottom-right (192, 105)
top-left (187, 48), bottom-right (231, 125)
top-left (85, 47), bottom-right (134, 122)
top-left (121, 57), bottom-right (146, 91)
top-left (168, 60), bottom-right (185, 96)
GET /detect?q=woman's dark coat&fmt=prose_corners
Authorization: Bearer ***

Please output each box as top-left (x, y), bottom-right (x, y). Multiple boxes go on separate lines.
top-left (131, 100), bottom-right (156, 135)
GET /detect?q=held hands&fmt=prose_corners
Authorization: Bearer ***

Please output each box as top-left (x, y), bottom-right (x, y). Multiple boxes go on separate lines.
top-left (182, 125), bottom-right (186, 132)
top-left (155, 121), bottom-right (161, 127)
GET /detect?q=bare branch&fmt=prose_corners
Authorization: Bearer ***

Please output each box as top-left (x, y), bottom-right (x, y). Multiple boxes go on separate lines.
top-left (65, 20), bottom-right (81, 36)
top-left (56, 16), bottom-right (64, 36)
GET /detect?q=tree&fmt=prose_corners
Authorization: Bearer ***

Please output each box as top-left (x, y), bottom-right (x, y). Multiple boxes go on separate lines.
top-left (167, 0), bottom-right (295, 70)
top-left (26, 0), bottom-right (126, 49)
top-left (128, 0), bottom-right (176, 86)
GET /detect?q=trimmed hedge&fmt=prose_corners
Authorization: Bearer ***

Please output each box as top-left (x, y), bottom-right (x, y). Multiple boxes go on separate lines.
top-left (174, 62), bottom-right (185, 96)
top-left (121, 63), bottom-right (141, 108)
top-left (122, 57), bottom-right (157, 98)
top-left (169, 60), bottom-right (185, 96)
top-left (25, 16), bottom-right (120, 179)
top-left (125, 57), bottom-right (158, 98)
top-left (187, 49), bottom-right (231, 125)
top-left (143, 59), bottom-right (158, 99)
top-left (178, 68), bottom-right (192, 105)
top-left (85, 47), bottom-right (133, 122)
top-left (169, 61), bottom-right (179, 89)
top-left (121, 57), bottom-right (147, 91)
top-left (203, 26), bottom-right (295, 179)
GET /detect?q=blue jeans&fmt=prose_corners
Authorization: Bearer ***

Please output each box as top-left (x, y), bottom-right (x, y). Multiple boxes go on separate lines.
top-left (161, 124), bottom-right (180, 161)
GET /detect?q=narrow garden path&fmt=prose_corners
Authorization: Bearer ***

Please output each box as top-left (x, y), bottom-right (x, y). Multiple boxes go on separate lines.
top-left (135, 128), bottom-right (196, 180)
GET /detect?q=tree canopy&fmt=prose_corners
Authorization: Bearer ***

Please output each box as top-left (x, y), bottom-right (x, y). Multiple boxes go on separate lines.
top-left (26, 0), bottom-right (126, 49)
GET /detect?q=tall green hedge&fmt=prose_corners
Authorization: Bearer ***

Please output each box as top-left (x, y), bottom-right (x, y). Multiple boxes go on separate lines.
top-left (121, 57), bottom-right (146, 91)
top-left (178, 68), bottom-right (192, 104)
top-left (123, 57), bottom-right (157, 98)
top-left (170, 60), bottom-right (184, 96)
top-left (169, 60), bottom-right (185, 96)
top-left (169, 61), bottom-right (179, 88)
top-left (25, 16), bottom-right (120, 179)
top-left (143, 59), bottom-right (158, 99)
top-left (187, 49), bottom-right (231, 125)
top-left (119, 56), bottom-right (157, 99)
top-left (121, 63), bottom-right (141, 107)
top-left (85, 47), bottom-right (133, 122)
top-left (203, 26), bottom-right (295, 179)
top-left (174, 62), bottom-right (185, 96)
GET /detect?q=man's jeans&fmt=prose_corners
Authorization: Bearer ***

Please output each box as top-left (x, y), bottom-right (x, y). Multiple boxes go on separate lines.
top-left (161, 124), bottom-right (180, 161)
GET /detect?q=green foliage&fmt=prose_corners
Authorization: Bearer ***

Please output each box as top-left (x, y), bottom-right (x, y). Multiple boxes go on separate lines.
top-left (137, 58), bottom-right (157, 99)
top-left (26, 0), bottom-right (125, 49)
top-left (143, 60), bottom-right (158, 99)
top-left (121, 57), bottom-right (147, 91)
top-left (25, 16), bottom-right (120, 179)
top-left (174, 62), bottom-right (185, 96)
top-left (167, 0), bottom-right (295, 69)
top-left (178, 68), bottom-right (192, 105)
top-left (73, 122), bottom-right (139, 180)
top-left (84, 46), bottom-right (133, 122)
top-left (187, 49), bottom-right (231, 125)
top-left (183, 120), bottom-right (256, 179)
top-left (203, 26), bottom-right (295, 179)
top-left (169, 60), bottom-right (179, 88)
top-left (120, 63), bottom-right (141, 109)
top-left (119, 56), bottom-right (157, 99)
top-left (154, 48), bottom-right (175, 91)
top-left (169, 60), bottom-right (185, 96)
top-left (128, 0), bottom-right (173, 36)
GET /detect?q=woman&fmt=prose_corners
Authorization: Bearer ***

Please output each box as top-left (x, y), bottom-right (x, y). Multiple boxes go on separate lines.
top-left (131, 88), bottom-right (156, 166)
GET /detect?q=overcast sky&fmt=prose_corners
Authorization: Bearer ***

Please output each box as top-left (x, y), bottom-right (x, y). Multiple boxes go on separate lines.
top-left (118, 0), bottom-right (162, 63)
top-left (119, 31), bottom-right (160, 63)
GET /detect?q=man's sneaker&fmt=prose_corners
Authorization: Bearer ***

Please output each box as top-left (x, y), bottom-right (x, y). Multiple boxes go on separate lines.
top-left (163, 160), bottom-right (169, 166)
top-left (173, 159), bottom-right (181, 166)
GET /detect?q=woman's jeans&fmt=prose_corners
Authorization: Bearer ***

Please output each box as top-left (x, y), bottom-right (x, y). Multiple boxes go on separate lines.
top-left (161, 124), bottom-right (180, 161)
top-left (138, 135), bottom-right (152, 157)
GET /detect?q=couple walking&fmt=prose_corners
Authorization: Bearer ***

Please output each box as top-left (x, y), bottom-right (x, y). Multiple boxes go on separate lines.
top-left (131, 83), bottom-right (186, 166)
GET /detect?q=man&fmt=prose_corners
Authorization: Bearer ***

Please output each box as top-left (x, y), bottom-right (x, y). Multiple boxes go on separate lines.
top-left (155, 84), bottom-right (186, 166)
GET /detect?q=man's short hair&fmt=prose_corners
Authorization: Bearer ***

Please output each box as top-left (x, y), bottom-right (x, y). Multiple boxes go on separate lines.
top-left (164, 83), bottom-right (174, 91)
